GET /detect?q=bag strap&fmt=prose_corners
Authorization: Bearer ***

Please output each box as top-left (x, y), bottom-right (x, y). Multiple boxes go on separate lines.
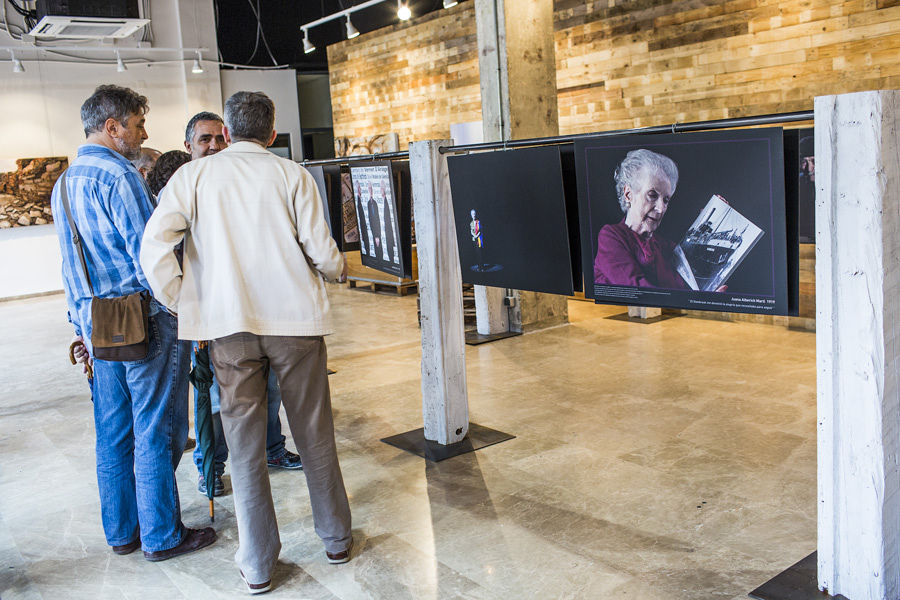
top-left (58, 169), bottom-right (95, 296)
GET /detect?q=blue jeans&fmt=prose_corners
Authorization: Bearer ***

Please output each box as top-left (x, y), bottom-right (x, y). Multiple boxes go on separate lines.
top-left (192, 344), bottom-right (286, 477)
top-left (92, 309), bottom-right (190, 552)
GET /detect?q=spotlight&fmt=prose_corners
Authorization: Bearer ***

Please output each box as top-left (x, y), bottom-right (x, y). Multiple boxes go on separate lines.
top-left (345, 15), bottom-right (359, 39)
top-left (9, 50), bottom-right (23, 73)
top-left (397, 1), bottom-right (411, 20)
top-left (191, 51), bottom-right (203, 74)
top-left (443, 0), bottom-right (457, 7)
top-left (302, 29), bottom-right (315, 54)
top-left (116, 50), bottom-right (127, 72)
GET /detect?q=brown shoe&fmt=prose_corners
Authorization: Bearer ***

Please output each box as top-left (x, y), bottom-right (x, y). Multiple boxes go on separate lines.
top-left (240, 570), bottom-right (272, 595)
top-left (143, 527), bottom-right (216, 562)
top-left (325, 539), bottom-right (353, 564)
top-left (111, 538), bottom-right (141, 555)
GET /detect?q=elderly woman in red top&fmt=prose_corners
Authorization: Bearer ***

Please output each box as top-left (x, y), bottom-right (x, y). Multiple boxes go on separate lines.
top-left (593, 148), bottom-right (689, 289)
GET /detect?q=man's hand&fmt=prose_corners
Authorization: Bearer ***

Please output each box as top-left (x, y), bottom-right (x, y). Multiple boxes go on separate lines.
top-left (70, 334), bottom-right (93, 373)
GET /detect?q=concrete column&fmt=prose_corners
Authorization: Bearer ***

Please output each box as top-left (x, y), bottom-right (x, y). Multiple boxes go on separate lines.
top-left (474, 0), bottom-right (568, 333)
top-left (816, 90), bottom-right (900, 600)
top-left (410, 140), bottom-right (469, 445)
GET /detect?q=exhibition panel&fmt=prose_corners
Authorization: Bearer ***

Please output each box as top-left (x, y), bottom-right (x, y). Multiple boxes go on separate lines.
top-left (576, 128), bottom-right (790, 315)
top-left (305, 164), bottom-right (343, 245)
top-left (446, 146), bottom-right (577, 296)
top-left (349, 161), bottom-right (408, 278)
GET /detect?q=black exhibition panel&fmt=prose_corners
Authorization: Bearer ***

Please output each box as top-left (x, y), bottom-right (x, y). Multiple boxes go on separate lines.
top-left (782, 129), bottom-right (807, 317)
top-left (784, 127), bottom-right (815, 244)
top-left (304, 165), bottom-right (343, 246)
top-left (349, 161), bottom-right (408, 278)
top-left (446, 146), bottom-right (576, 296)
top-left (575, 127), bottom-right (790, 315)
top-left (390, 160), bottom-right (414, 279)
top-left (559, 146), bottom-right (584, 293)
top-left (338, 166), bottom-right (361, 252)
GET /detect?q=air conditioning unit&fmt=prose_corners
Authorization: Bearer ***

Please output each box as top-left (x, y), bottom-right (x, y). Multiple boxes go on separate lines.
top-left (29, 0), bottom-right (147, 40)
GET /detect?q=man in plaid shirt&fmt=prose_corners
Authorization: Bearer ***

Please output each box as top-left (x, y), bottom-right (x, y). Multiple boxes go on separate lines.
top-left (52, 85), bottom-right (215, 561)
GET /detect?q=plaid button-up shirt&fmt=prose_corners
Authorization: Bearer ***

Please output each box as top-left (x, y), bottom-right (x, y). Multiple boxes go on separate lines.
top-left (51, 144), bottom-right (157, 347)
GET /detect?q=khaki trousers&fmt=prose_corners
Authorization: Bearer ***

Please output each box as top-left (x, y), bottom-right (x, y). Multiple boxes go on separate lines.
top-left (210, 333), bottom-right (351, 584)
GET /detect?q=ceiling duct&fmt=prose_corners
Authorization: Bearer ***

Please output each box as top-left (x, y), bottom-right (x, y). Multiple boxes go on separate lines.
top-left (30, 0), bottom-right (147, 40)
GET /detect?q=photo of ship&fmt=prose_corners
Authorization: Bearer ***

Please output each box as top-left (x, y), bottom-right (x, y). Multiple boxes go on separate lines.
top-left (674, 195), bottom-right (764, 292)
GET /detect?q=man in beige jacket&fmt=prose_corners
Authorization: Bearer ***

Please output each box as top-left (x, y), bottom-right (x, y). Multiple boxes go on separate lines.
top-left (140, 91), bottom-right (352, 595)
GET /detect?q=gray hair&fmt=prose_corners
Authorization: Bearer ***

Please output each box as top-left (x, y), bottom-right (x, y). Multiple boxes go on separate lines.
top-left (80, 85), bottom-right (149, 137)
top-left (224, 91), bottom-right (274, 144)
top-left (185, 111), bottom-right (223, 143)
top-left (614, 149), bottom-right (679, 212)
top-left (131, 147), bottom-right (160, 171)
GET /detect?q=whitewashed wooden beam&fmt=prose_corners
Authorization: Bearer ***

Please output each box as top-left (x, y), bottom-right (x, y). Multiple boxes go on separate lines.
top-left (816, 89), bottom-right (900, 600)
top-left (410, 139), bottom-right (469, 445)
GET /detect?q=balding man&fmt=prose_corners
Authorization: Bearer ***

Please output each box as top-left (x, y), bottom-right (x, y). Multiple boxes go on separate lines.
top-left (182, 111), bottom-right (304, 501)
top-left (142, 92), bottom-right (351, 593)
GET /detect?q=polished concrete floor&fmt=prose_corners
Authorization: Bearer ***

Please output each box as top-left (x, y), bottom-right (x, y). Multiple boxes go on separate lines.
top-left (0, 286), bottom-right (817, 599)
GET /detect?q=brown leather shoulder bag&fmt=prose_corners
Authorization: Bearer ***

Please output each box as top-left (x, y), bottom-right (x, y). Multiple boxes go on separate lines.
top-left (58, 170), bottom-right (150, 361)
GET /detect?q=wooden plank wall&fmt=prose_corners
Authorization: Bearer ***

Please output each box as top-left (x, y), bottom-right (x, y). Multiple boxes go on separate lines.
top-left (554, 0), bottom-right (900, 132)
top-left (327, 2), bottom-right (481, 146)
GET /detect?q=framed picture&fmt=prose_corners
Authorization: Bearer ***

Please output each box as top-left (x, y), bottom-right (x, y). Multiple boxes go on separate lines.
top-left (575, 128), bottom-right (789, 315)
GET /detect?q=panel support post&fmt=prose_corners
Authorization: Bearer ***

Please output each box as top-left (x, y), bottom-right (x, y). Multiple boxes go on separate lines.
top-left (816, 90), bottom-right (900, 600)
top-left (410, 139), bottom-right (469, 445)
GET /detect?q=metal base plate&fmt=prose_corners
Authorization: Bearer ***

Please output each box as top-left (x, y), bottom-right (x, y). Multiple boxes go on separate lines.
top-left (749, 553), bottom-right (846, 600)
top-left (465, 330), bottom-right (523, 345)
top-left (606, 311), bottom-right (682, 325)
top-left (381, 422), bottom-right (515, 462)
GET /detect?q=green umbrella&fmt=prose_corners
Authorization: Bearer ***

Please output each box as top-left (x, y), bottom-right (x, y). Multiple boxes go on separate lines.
top-left (189, 341), bottom-right (216, 522)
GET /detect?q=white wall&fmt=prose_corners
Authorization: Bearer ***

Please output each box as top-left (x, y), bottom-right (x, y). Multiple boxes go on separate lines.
top-left (0, 0), bottom-right (221, 299)
top-left (220, 70), bottom-right (302, 160)
top-left (0, 225), bottom-right (62, 298)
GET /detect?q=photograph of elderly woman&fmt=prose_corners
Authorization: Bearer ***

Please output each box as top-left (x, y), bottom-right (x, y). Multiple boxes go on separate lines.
top-left (575, 128), bottom-right (789, 315)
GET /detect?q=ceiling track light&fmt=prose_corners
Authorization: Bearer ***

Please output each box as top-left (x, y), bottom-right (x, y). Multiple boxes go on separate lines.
top-left (302, 28), bottom-right (315, 54)
top-left (345, 15), bottom-right (359, 39)
top-left (397, 0), bottom-right (411, 21)
top-left (191, 50), bottom-right (203, 74)
top-left (115, 50), bottom-right (126, 72)
top-left (443, 0), bottom-right (457, 8)
top-left (9, 49), bottom-right (23, 73)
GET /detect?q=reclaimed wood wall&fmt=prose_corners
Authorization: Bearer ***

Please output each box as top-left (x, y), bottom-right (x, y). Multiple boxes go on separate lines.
top-left (328, 0), bottom-right (900, 141)
top-left (327, 2), bottom-right (481, 145)
top-left (554, 0), bottom-right (900, 133)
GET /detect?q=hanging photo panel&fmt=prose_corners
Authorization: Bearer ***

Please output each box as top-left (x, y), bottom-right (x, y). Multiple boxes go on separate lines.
top-left (575, 128), bottom-right (789, 315)
top-left (305, 164), bottom-right (343, 246)
top-left (349, 161), bottom-right (408, 278)
top-left (339, 168), bottom-right (361, 252)
top-left (447, 146), bottom-right (577, 295)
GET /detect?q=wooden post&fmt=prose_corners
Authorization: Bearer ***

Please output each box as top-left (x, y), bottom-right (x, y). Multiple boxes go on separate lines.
top-left (410, 139), bottom-right (469, 445)
top-left (816, 90), bottom-right (900, 599)
top-left (473, 0), bottom-right (567, 334)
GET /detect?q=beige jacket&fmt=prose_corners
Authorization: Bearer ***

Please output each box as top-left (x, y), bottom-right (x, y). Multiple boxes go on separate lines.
top-left (140, 141), bottom-right (344, 340)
